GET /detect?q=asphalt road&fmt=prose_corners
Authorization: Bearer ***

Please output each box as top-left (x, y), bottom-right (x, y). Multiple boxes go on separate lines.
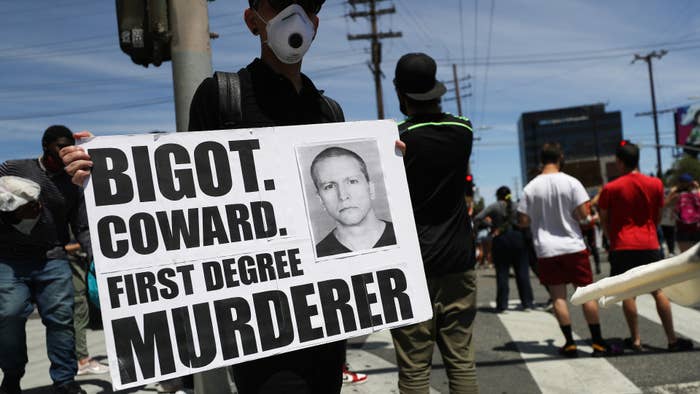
top-left (5, 255), bottom-right (700, 394)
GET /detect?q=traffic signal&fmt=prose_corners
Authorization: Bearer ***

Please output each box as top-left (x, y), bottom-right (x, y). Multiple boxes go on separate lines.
top-left (116, 0), bottom-right (171, 67)
top-left (465, 174), bottom-right (475, 197)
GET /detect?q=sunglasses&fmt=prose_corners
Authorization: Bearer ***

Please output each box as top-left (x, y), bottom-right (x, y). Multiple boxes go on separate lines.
top-left (251, 0), bottom-right (322, 15)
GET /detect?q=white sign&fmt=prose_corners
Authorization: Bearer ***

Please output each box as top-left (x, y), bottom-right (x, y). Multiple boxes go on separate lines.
top-left (81, 120), bottom-right (432, 390)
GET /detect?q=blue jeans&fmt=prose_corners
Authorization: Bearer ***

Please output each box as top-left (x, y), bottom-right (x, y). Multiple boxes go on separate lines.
top-left (0, 258), bottom-right (77, 385)
top-left (492, 230), bottom-right (534, 311)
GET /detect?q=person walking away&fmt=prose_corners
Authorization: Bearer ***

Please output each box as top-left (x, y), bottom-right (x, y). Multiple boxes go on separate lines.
top-left (598, 141), bottom-right (693, 353)
top-left (665, 173), bottom-right (700, 253)
top-left (474, 186), bottom-right (533, 312)
top-left (391, 52), bottom-right (478, 394)
top-left (518, 142), bottom-right (617, 358)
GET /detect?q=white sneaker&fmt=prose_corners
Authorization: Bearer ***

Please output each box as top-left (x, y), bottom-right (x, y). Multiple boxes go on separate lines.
top-left (77, 359), bottom-right (110, 375)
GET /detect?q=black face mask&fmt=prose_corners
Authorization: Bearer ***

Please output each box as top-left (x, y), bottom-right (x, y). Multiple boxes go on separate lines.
top-left (399, 98), bottom-right (408, 116)
top-left (43, 148), bottom-right (63, 172)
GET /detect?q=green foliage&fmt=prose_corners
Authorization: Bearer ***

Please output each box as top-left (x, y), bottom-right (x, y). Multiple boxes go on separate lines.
top-left (666, 156), bottom-right (700, 186)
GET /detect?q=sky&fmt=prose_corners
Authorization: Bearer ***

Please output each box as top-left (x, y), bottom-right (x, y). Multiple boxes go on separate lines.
top-left (1, 0), bottom-right (699, 204)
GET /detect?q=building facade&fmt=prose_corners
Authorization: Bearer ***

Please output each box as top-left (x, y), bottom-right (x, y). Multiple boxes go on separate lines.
top-left (518, 103), bottom-right (623, 190)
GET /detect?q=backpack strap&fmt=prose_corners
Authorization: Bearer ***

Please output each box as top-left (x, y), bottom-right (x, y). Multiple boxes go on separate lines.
top-left (320, 94), bottom-right (344, 122)
top-left (214, 70), bottom-right (242, 128)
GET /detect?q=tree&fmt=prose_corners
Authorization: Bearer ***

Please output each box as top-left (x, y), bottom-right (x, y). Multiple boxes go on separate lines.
top-left (665, 156), bottom-right (700, 186)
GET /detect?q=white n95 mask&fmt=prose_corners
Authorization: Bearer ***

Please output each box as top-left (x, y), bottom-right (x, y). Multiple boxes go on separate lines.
top-left (257, 4), bottom-right (315, 64)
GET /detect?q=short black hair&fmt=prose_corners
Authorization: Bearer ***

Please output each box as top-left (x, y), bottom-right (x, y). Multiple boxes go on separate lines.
top-left (248, 0), bottom-right (325, 14)
top-left (616, 140), bottom-right (639, 170)
top-left (42, 125), bottom-right (74, 147)
top-left (310, 147), bottom-right (369, 189)
top-left (539, 142), bottom-right (562, 165)
top-left (496, 186), bottom-right (511, 201)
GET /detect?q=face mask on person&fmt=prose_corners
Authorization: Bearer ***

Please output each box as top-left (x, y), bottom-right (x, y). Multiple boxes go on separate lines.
top-left (256, 4), bottom-right (316, 64)
top-left (13, 216), bottom-right (39, 235)
top-left (42, 148), bottom-right (63, 173)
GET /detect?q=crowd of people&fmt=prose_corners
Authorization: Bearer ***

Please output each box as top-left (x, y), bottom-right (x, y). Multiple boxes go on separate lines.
top-left (0, 1), bottom-right (696, 394)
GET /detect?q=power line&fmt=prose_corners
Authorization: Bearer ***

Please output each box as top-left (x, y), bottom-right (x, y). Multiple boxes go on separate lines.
top-left (0, 97), bottom-right (173, 122)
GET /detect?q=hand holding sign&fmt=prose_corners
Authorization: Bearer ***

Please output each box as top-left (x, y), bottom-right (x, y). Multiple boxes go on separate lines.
top-left (60, 131), bottom-right (94, 186)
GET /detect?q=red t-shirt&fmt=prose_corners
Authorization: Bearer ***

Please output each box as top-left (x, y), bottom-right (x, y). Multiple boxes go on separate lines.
top-left (598, 172), bottom-right (663, 251)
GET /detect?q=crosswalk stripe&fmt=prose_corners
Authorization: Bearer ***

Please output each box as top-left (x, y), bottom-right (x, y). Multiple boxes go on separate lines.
top-left (496, 301), bottom-right (641, 394)
top-left (634, 294), bottom-right (700, 342)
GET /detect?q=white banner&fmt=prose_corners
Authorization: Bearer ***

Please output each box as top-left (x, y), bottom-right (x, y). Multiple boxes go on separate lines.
top-left (81, 120), bottom-right (432, 390)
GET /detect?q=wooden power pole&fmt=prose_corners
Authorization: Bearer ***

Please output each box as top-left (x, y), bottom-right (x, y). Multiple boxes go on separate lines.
top-left (347, 0), bottom-right (401, 119)
top-left (632, 50), bottom-right (667, 178)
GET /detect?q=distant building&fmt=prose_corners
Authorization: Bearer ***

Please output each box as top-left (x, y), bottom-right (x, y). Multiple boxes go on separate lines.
top-left (518, 103), bottom-right (623, 191)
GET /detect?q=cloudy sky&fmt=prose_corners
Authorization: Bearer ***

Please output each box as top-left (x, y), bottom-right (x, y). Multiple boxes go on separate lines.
top-left (1, 0), bottom-right (698, 203)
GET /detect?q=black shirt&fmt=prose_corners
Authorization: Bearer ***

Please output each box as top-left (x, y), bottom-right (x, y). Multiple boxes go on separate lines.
top-left (188, 59), bottom-right (345, 394)
top-left (0, 158), bottom-right (91, 261)
top-left (189, 58), bottom-right (340, 130)
top-left (398, 113), bottom-right (475, 276)
top-left (315, 220), bottom-right (397, 257)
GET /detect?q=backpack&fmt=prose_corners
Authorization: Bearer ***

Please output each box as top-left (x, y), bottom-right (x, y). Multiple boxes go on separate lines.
top-left (676, 191), bottom-right (700, 226)
top-left (87, 260), bottom-right (100, 309)
top-left (214, 70), bottom-right (344, 127)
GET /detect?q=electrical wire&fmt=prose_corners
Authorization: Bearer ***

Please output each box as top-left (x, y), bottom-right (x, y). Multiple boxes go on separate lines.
top-left (478, 0), bottom-right (495, 128)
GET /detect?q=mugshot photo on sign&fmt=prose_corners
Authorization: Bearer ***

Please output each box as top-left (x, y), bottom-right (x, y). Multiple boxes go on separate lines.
top-left (296, 139), bottom-right (396, 259)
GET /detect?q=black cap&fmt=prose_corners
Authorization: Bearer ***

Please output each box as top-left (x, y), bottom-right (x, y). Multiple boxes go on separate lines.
top-left (394, 53), bottom-right (446, 101)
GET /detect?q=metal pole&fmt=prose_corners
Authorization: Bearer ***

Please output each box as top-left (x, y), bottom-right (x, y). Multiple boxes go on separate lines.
top-left (647, 59), bottom-right (662, 178)
top-left (169, 0), bottom-right (213, 132)
top-left (452, 64), bottom-right (463, 117)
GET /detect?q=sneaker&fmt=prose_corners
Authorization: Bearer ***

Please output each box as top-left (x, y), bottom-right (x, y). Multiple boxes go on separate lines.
top-left (342, 364), bottom-right (368, 385)
top-left (559, 343), bottom-right (578, 358)
top-left (591, 342), bottom-right (622, 357)
top-left (1, 370), bottom-right (23, 394)
top-left (53, 382), bottom-right (86, 394)
top-left (623, 338), bottom-right (643, 353)
top-left (77, 359), bottom-right (109, 375)
top-left (668, 338), bottom-right (694, 352)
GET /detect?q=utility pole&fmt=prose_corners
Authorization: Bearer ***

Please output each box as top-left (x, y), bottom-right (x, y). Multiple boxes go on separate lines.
top-left (452, 64), bottom-right (462, 116)
top-left (169, 0), bottom-right (213, 131)
top-left (632, 50), bottom-right (667, 178)
top-left (445, 64), bottom-right (471, 116)
top-left (347, 0), bottom-right (401, 119)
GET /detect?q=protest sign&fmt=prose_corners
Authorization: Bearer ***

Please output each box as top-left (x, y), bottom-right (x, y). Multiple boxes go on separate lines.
top-left (81, 120), bottom-right (432, 390)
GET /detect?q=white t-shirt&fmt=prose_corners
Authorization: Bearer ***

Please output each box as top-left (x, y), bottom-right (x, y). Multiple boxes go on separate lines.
top-left (518, 172), bottom-right (589, 258)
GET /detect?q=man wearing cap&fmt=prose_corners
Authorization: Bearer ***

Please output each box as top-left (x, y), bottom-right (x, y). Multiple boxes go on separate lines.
top-left (0, 125), bottom-right (90, 394)
top-left (390, 53), bottom-right (478, 393)
top-left (599, 141), bottom-right (693, 353)
top-left (62, 1), bottom-right (351, 393)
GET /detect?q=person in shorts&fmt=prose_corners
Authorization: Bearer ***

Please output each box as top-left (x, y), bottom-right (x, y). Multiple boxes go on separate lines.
top-left (518, 142), bottom-right (616, 358)
top-left (598, 141), bottom-right (693, 353)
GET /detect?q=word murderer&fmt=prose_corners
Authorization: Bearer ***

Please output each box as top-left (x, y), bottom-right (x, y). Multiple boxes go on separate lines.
top-left (111, 268), bottom-right (413, 384)
top-left (89, 140), bottom-right (283, 258)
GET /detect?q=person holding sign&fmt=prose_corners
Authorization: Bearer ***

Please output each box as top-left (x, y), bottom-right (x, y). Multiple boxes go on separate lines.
top-left (517, 142), bottom-right (617, 358)
top-left (391, 53), bottom-right (479, 394)
top-left (0, 126), bottom-right (90, 394)
top-left (311, 146), bottom-right (396, 258)
top-left (61, 1), bottom-right (350, 392)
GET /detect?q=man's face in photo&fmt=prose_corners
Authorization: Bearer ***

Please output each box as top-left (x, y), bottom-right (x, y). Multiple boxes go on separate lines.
top-left (314, 155), bottom-right (372, 226)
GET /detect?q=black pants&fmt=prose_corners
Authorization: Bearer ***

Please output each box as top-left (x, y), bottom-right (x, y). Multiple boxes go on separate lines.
top-left (492, 230), bottom-right (534, 310)
top-left (661, 225), bottom-right (676, 255)
top-left (232, 341), bottom-right (346, 394)
top-left (582, 227), bottom-right (601, 272)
